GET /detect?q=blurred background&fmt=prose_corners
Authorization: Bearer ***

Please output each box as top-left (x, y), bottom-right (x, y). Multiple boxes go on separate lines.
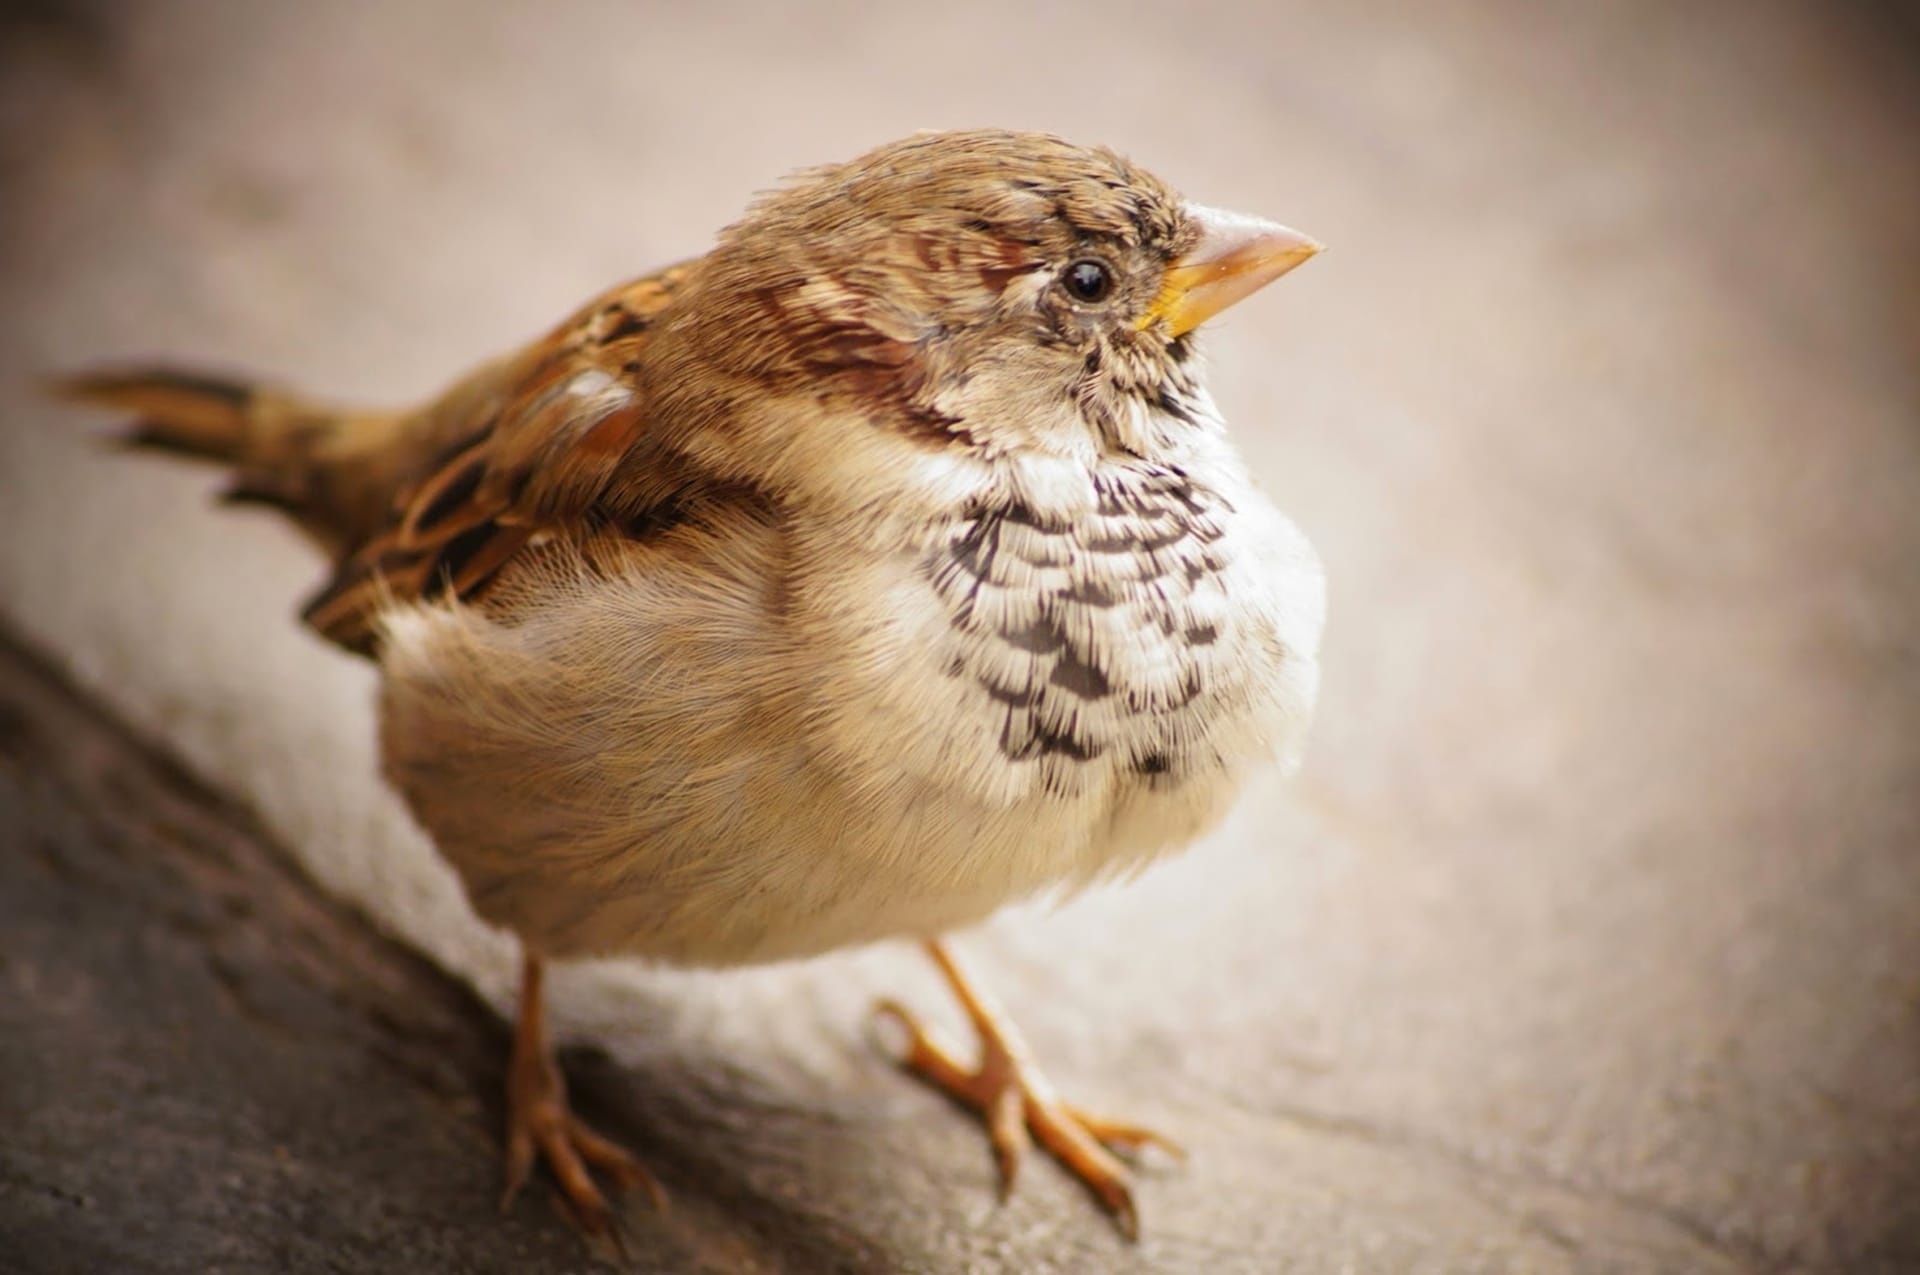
top-left (1, 2), bottom-right (1916, 1272)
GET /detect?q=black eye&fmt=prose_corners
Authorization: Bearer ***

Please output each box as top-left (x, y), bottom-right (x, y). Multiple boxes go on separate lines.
top-left (1063, 259), bottom-right (1114, 304)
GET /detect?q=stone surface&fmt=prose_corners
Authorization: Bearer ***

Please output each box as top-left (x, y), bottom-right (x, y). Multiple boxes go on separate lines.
top-left (2, 2), bottom-right (1918, 1272)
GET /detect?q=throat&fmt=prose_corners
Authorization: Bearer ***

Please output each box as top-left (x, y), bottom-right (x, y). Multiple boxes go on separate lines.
top-left (1077, 362), bottom-right (1213, 457)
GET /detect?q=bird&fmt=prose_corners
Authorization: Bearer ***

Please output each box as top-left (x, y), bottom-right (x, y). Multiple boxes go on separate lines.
top-left (58, 128), bottom-right (1326, 1250)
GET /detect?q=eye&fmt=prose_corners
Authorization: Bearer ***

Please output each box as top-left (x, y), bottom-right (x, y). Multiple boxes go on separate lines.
top-left (1062, 259), bottom-right (1114, 304)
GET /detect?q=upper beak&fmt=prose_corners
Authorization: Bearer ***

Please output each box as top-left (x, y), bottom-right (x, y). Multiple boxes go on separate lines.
top-left (1140, 204), bottom-right (1323, 338)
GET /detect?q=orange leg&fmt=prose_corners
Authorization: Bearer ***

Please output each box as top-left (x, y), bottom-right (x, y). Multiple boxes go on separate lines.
top-left (874, 940), bottom-right (1183, 1241)
top-left (500, 953), bottom-right (662, 1253)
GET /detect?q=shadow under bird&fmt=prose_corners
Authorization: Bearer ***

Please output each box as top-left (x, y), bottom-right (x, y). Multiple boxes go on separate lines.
top-left (59, 128), bottom-right (1325, 1251)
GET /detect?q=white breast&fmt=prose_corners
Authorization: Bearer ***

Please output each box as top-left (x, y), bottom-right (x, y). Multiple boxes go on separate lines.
top-left (376, 424), bottom-right (1323, 968)
top-left (802, 432), bottom-right (1325, 895)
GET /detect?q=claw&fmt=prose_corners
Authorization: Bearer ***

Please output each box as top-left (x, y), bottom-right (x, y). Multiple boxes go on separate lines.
top-left (502, 954), bottom-right (663, 1254)
top-left (874, 942), bottom-right (1177, 1240)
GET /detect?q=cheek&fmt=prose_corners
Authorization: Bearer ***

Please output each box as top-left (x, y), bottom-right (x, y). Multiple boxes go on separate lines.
top-left (931, 343), bottom-right (1099, 453)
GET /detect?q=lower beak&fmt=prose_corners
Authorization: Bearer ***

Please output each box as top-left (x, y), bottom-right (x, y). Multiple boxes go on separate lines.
top-left (1140, 205), bottom-right (1323, 338)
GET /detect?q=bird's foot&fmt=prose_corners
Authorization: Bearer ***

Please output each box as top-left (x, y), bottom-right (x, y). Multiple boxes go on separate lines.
top-left (874, 944), bottom-right (1183, 1241)
top-left (502, 956), bottom-right (663, 1257)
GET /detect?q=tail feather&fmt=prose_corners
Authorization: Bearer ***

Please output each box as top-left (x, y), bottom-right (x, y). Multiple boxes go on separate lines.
top-left (58, 367), bottom-right (265, 461)
top-left (56, 366), bottom-right (407, 556)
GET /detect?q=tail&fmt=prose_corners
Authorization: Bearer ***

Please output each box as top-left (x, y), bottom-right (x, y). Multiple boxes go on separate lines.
top-left (55, 366), bottom-right (410, 556)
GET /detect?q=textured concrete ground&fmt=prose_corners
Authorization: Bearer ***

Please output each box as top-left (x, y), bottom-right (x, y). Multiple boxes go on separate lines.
top-left (2, 2), bottom-right (1917, 1272)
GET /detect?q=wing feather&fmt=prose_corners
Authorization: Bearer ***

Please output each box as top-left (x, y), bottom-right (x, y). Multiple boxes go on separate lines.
top-left (303, 262), bottom-right (696, 652)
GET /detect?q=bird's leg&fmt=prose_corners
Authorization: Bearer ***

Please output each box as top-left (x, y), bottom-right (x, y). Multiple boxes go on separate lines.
top-left (500, 952), bottom-right (662, 1251)
top-left (874, 939), bottom-right (1184, 1241)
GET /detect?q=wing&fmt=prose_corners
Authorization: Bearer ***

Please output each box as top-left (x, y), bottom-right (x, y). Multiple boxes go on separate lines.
top-left (303, 262), bottom-right (697, 654)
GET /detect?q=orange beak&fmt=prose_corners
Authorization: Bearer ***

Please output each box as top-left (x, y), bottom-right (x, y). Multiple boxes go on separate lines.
top-left (1140, 204), bottom-right (1323, 337)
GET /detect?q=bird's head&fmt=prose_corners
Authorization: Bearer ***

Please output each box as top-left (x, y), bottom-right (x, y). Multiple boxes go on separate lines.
top-left (654, 129), bottom-right (1319, 481)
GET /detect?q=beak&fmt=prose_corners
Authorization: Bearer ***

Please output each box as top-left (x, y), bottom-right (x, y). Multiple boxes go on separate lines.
top-left (1140, 205), bottom-right (1323, 338)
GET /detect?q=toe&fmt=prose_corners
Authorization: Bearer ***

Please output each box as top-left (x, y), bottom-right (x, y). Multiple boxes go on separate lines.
top-left (1027, 1099), bottom-right (1143, 1241)
top-left (499, 1119), bottom-right (537, 1215)
top-left (873, 999), bottom-right (986, 1104)
top-left (1065, 1105), bottom-right (1187, 1162)
top-left (568, 1114), bottom-right (668, 1213)
top-left (985, 1084), bottom-right (1031, 1199)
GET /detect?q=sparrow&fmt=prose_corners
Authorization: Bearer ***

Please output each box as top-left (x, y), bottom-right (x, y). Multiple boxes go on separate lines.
top-left (60, 128), bottom-right (1325, 1249)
